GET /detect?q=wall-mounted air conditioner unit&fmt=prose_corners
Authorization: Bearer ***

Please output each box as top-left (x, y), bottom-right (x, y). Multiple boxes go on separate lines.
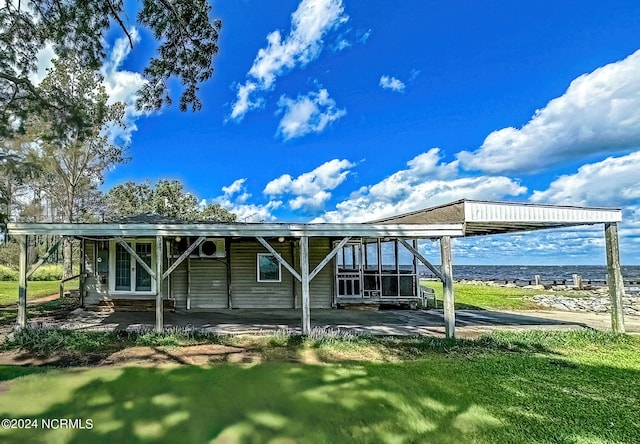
top-left (199, 238), bottom-right (226, 258)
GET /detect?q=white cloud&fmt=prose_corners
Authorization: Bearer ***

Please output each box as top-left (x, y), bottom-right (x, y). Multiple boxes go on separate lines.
top-left (28, 43), bottom-right (56, 86)
top-left (213, 179), bottom-right (281, 222)
top-left (222, 178), bottom-right (248, 197)
top-left (531, 151), bottom-right (640, 206)
top-left (358, 29), bottom-right (372, 43)
top-left (264, 158), bottom-right (355, 211)
top-left (315, 148), bottom-right (526, 222)
top-left (100, 28), bottom-right (150, 145)
top-left (276, 88), bottom-right (346, 140)
top-left (458, 49), bottom-right (640, 173)
top-left (379, 75), bottom-right (406, 92)
top-left (229, 0), bottom-right (348, 121)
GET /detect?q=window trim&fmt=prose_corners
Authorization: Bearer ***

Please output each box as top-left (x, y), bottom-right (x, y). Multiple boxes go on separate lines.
top-left (257, 253), bottom-right (282, 283)
top-left (108, 238), bottom-right (157, 295)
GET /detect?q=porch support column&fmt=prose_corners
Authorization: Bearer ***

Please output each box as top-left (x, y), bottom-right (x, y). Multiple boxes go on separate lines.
top-left (17, 235), bottom-right (28, 329)
top-left (300, 236), bottom-right (311, 335)
top-left (604, 223), bottom-right (625, 333)
top-left (155, 235), bottom-right (164, 333)
top-left (440, 236), bottom-right (455, 338)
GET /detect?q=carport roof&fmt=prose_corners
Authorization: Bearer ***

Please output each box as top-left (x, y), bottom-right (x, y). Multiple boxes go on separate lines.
top-left (7, 199), bottom-right (622, 238)
top-left (371, 199), bottom-right (622, 236)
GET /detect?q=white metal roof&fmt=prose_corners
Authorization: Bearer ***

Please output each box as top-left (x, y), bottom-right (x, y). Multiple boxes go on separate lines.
top-left (371, 199), bottom-right (622, 236)
top-left (6, 222), bottom-right (464, 238)
top-left (7, 199), bottom-right (622, 238)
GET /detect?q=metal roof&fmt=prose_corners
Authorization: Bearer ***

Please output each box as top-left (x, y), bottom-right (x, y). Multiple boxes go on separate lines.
top-left (6, 221), bottom-right (464, 238)
top-left (7, 199), bottom-right (622, 238)
top-left (372, 199), bottom-right (622, 236)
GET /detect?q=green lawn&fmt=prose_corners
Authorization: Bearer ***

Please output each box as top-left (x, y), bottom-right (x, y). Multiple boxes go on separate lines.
top-left (421, 280), bottom-right (548, 310)
top-left (0, 331), bottom-right (638, 443)
top-left (0, 280), bottom-right (79, 306)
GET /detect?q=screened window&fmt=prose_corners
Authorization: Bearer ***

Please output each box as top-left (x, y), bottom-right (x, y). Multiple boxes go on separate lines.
top-left (257, 254), bottom-right (281, 282)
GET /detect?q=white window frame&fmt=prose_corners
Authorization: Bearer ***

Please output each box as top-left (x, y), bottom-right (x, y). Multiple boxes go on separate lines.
top-left (108, 238), bottom-right (157, 295)
top-left (257, 253), bottom-right (282, 283)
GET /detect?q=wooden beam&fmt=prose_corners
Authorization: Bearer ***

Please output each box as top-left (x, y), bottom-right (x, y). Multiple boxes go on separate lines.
top-left (17, 235), bottom-right (28, 329)
top-left (115, 237), bottom-right (156, 279)
top-left (300, 236), bottom-right (311, 335)
top-left (440, 236), bottom-right (455, 338)
top-left (309, 236), bottom-right (351, 281)
top-left (162, 236), bottom-right (204, 280)
top-left (605, 223), bottom-right (625, 333)
top-left (26, 238), bottom-right (61, 279)
top-left (256, 237), bottom-right (302, 282)
top-left (155, 236), bottom-right (163, 333)
top-left (398, 238), bottom-right (444, 282)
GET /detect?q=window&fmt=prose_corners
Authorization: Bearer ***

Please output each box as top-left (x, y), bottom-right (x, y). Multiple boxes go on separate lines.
top-left (109, 239), bottom-right (156, 293)
top-left (257, 253), bottom-right (281, 282)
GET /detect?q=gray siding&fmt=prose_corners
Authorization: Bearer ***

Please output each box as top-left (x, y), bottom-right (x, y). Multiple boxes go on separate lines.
top-left (230, 239), bottom-right (297, 308)
top-left (169, 258), bottom-right (228, 309)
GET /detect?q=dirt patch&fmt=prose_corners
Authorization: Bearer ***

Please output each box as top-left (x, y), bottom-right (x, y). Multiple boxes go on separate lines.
top-left (101, 344), bottom-right (260, 366)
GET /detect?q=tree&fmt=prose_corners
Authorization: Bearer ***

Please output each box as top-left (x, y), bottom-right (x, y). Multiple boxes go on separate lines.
top-left (104, 179), bottom-right (236, 222)
top-left (0, 139), bottom-right (42, 228)
top-left (29, 56), bottom-right (127, 277)
top-left (0, 0), bottom-right (222, 139)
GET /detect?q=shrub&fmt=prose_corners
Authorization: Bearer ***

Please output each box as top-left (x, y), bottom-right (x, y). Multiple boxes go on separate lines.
top-left (29, 264), bottom-right (63, 281)
top-left (0, 265), bottom-right (18, 281)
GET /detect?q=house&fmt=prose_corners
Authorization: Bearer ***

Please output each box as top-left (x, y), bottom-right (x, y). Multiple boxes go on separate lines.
top-left (8, 199), bottom-right (627, 337)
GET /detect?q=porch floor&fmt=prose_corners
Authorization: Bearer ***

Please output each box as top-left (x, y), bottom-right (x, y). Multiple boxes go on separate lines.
top-left (38, 308), bottom-right (639, 337)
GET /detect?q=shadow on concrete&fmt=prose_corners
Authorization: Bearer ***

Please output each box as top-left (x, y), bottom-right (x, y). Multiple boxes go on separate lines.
top-left (55, 308), bottom-right (604, 337)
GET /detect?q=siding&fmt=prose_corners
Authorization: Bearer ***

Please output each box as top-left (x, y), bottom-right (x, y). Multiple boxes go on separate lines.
top-left (170, 257), bottom-right (228, 309)
top-left (294, 237), bottom-right (333, 308)
top-left (230, 239), bottom-right (297, 308)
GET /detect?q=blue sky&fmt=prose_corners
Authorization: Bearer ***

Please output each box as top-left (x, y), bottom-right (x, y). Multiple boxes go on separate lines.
top-left (45, 0), bottom-right (640, 264)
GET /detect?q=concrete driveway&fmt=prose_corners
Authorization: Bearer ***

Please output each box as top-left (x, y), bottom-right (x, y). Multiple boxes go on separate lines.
top-left (56, 308), bottom-right (640, 337)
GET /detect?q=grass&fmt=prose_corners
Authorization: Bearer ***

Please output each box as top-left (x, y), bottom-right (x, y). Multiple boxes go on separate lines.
top-left (422, 280), bottom-right (553, 310)
top-left (0, 279), bottom-right (79, 306)
top-left (0, 330), bottom-right (638, 443)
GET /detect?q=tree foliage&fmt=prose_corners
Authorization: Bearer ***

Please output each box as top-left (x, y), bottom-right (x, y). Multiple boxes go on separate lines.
top-left (29, 56), bottom-right (127, 224)
top-left (0, 0), bottom-right (222, 139)
top-left (104, 179), bottom-right (236, 222)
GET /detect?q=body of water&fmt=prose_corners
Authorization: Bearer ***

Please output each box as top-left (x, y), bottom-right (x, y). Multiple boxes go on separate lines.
top-left (419, 265), bottom-right (640, 284)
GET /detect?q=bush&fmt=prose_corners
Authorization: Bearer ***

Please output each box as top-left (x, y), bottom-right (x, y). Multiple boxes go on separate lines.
top-left (29, 264), bottom-right (63, 281)
top-left (0, 265), bottom-right (18, 281)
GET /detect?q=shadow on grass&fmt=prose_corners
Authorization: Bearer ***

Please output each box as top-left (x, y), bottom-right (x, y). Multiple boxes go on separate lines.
top-left (0, 350), bottom-right (639, 443)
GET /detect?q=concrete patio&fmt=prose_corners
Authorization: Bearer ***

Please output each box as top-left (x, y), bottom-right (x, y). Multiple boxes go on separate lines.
top-left (47, 308), bottom-right (640, 337)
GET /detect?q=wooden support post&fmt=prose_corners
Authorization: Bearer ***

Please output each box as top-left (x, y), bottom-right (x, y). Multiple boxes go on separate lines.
top-left (155, 236), bottom-right (164, 333)
top-left (300, 236), bottom-right (311, 335)
top-left (440, 236), bottom-right (455, 338)
top-left (17, 235), bottom-right (28, 329)
top-left (604, 223), bottom-right (625, 333)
